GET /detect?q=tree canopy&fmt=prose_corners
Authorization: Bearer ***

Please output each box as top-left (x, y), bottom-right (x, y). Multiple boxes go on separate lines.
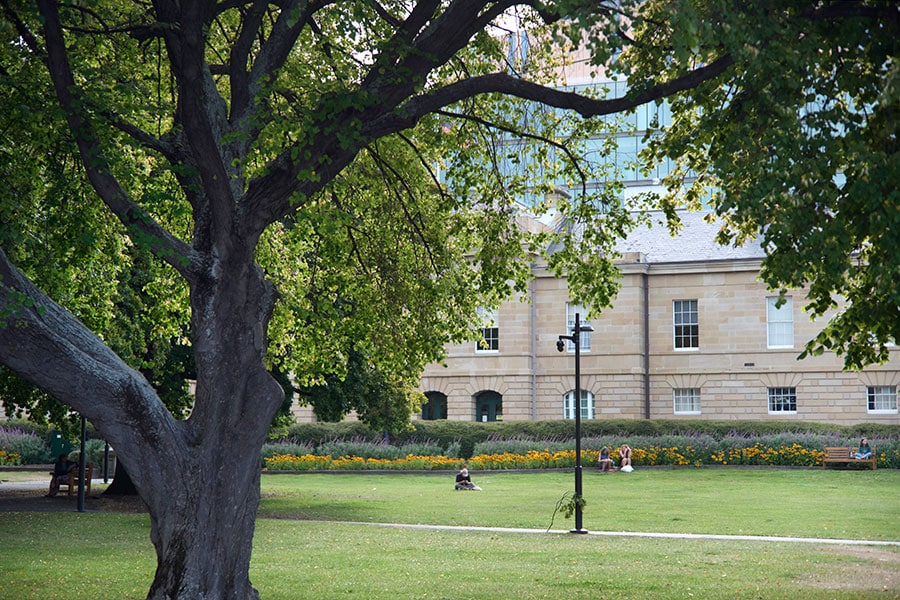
top-left (0, 1), bottom-right (895, 598)
top-left (627, 1), bottom-right (899, 369)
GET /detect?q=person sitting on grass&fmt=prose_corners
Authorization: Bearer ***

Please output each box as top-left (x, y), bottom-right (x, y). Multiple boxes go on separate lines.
top-left (454, 467), bottom-right (481, 490)
top-left (598, 447), bottom-right (614, 472)
top-left (619, 444), bottom-right (633, 472)
top-left (46, 453), bottom-right (76, 497)
top-left (854, 437), bottom-right (872, 460)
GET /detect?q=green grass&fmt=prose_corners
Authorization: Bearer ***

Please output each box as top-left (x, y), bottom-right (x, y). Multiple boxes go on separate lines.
top-left (0, 469), bottom-right (898, 599)
top-left (260, 468), bottom-right (900, 540)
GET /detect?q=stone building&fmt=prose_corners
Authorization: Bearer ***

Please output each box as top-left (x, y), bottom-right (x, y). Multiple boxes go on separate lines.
top-left (294, 40), bottom-right (900, 427)
top-left (417, 210), bottom-right (900, 425)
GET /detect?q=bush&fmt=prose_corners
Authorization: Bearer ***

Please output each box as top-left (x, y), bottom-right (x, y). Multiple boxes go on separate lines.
top-left (261, 441), bottom-right (316, 464)
top-left (77, 439), bottom-right (110, 467)
top-left (276, 419), bottom-right (900, 460)
top-left (0, 426), bottom-right (52, 464)
top-left (263, 421), bottom-right (900, 470)
top-left (315, 438), bottom-right (445, 460)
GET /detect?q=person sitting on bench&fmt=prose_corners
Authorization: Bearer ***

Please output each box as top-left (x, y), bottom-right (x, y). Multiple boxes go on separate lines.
top-left (46, 453), bottom-right (76, 497)
top-left (854, 437), bottom-right (873, 460)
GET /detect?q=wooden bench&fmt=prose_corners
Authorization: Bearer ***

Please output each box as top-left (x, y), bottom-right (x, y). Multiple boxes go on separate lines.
top-left (822, 447), bottom-right (876, 470)
top-left (56, 463), bottom-right (94, 496)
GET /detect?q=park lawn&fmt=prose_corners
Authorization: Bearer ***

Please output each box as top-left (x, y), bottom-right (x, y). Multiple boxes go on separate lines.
top-left (259, 468), bottom-right (900, 541)
top-left (0, 514), bottom-right (896, 600)
top-left (0, 468), bottom-right (897, 599)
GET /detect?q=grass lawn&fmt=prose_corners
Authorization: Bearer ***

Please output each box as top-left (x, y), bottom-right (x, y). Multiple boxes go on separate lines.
top-left (0, 468), bottom-right (897, 599)
top-left (260, 468), bottom-right (900, 540)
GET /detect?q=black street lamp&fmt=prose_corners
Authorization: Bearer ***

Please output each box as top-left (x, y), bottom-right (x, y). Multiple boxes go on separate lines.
top-left (557, 312), bottom-right (593, 534)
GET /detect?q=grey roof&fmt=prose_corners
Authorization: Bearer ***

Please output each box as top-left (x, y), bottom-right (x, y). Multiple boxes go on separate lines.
top-left (614, 211), bottom-right (766, 264)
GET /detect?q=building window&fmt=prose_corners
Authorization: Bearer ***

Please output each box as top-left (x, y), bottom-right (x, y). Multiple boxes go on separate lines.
top-left (767, 296), bottom-right (794, 348)
top-left (565, 302), bottom-right (591, 351)
top-left (867, 386), bottom-right (898, 413)
top-left (563, 390), bottom-right (594, 420)
top-left (768, 387), bottom-right (797, 414)
top-left (673, 300), bottom-right (699, 350)
top-left (421, 392), bottom-right (448, 420)
top-left (673, 388), bottom-right (701, 415)
top-left (475, 307), bottom-right (498, 352)
top-left (475, 390), bottom-right (502, 422)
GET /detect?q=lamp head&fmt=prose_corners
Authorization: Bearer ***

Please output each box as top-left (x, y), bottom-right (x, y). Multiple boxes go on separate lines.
top-left (556, 338), bottom-right (565, 352)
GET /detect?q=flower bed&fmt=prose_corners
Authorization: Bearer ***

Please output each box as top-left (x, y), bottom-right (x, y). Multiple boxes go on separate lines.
top-left (0, 449), bottom-right (22, 466)
top-left (264, 442), bottom-right (899, 471)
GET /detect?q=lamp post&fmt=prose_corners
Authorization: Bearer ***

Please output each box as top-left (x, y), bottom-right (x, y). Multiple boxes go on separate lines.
top-left (557, 312), bottom-right (593, 534)
top-left (77, 414), bottom-right (86, 512)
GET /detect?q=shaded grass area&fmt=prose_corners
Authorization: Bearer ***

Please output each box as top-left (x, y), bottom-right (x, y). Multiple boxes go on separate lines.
top-left (260, 468), bottom-right (900, 541)
top-left (0, 469), bottom-right (898, 599)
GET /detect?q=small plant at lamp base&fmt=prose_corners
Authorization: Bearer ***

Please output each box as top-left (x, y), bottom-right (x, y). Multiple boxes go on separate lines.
top-left (547, 491), bottom-right (586, 532)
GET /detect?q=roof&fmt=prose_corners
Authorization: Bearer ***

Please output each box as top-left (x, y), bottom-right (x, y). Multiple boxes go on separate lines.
top-left (614, 211), bottom-right (766, 264)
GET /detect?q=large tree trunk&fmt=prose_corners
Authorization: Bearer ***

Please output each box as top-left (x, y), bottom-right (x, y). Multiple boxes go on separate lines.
top-left (0, 246), bottom-right (283, 599)
top-left (145, 446), bottom-right (266, 599)
top-left (139, 255), bottom-right (282, 599)
top-left (103, 460), bottom-right (137, 496)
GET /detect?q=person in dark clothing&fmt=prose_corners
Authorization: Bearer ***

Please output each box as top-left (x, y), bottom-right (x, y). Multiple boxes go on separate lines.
top-left (46, 453), bottom-right (76, 497)
top-left (454, 467), bottom-right (481, 490)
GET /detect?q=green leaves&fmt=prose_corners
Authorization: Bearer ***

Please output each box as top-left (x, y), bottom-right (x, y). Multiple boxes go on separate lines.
top-left (626, 0), bottom-right (900, 368)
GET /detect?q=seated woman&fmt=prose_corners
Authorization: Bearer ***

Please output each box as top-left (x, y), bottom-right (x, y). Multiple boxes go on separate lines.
top-left (454, 467), bottom-right (481, 490)
top-left (854, 437), bottom-right (872, 460)
top-left (597, 447), bottom-right (614, 472)
top-left (619, 444), bottom-right (633, 472)
top-left (46, 453), bottom-right (76, 497)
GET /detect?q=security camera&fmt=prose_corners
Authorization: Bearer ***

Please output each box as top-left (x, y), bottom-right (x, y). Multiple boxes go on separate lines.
top-left (556, 339), bottom-right (565, 352)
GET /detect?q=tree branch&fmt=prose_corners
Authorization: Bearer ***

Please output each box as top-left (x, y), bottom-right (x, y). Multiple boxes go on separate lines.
top-left (0, 247), bottom-right (180, 486)
top-left (366, 140), bottom-right (443, 275)
top-left (229, 0), bottom-right (270, 120)
top-left (808, 2), bottom-right (899, 21)
top-left (371, 55), bottom-right (735, 135)
top-left (35, 0), bottom-right (196, 281)
top-left (435, 108), bottom-right (589, 196)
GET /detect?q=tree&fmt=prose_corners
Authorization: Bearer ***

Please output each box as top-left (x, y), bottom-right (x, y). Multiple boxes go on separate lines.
top-left (621, 0), bottom-right (899, 369)
top-left (303, 348), bottom-right (425, 434)
top-left (0, 1), bottom-right (893, 598)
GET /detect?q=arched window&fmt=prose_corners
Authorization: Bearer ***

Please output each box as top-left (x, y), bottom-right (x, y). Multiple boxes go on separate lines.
top-left (421, 392), bottom-right (448, 420)
top-left (474, 391), bottom-right (502, 422)
top-left (563, 390), bottom-right (594, 420)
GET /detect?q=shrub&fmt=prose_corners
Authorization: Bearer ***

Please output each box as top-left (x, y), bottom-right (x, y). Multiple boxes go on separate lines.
top-left (77, 439), bottom-right (112, 467)
top-left (279, 419), bottom-right (900, 460)
top-left (443, 441), bottom-right (462, 458)
top-left (315, 438), bottom-right (444, 460)
top-left (473, 434), bottom-right (570, 456)
top-left (1, 419), bottom-right (52, 440)
top-left (0, 426), bottom-right (52, 464)
top-left (261, 441), bottom-right (316, 464)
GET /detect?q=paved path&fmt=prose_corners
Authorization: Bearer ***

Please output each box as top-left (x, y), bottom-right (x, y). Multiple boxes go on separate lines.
top-left (346, 521), bottom-right (900, 547)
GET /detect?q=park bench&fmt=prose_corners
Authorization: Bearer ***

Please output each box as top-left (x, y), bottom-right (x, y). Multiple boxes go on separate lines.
top-left (822, 447), bottom-right (876, 470)
top-left (55, 463), bottom-right (94, 496)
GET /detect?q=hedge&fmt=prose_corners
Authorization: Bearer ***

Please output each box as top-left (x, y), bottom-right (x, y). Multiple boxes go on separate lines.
top-left (276, 419), bottom-right (900, 460)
